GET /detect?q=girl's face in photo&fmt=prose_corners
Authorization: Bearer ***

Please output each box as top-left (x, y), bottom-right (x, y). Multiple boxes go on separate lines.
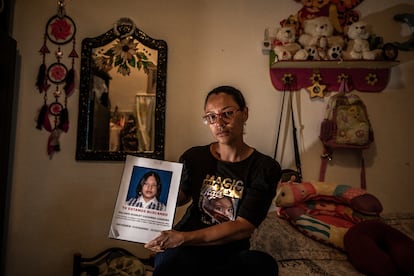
top-left (142, 175), bottom-right (158, 201)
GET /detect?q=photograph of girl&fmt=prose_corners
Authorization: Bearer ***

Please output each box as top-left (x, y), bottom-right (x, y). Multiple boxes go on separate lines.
top-left (126, 170), bottom-right (167, 211)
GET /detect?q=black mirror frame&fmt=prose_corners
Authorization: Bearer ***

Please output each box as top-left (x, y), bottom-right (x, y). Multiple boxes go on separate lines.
top-left (76, 20), bottom-right (167, 161)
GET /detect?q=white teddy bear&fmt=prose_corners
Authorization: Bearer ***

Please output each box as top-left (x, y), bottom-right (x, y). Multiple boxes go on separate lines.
top-left (342, 21), bottom-right (382, 60)
top-left (298, 16), bottom-right (345, 60)
top-left (272, 25), bottom-right (302, 61)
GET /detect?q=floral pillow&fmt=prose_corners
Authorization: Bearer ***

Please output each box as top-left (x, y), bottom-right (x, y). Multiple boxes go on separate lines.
top-left (101, 256), bottom-right (145, 276)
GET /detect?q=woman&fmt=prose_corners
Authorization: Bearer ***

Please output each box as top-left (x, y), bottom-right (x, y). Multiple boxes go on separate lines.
top-left (145, 86), bottom-right (281, 275)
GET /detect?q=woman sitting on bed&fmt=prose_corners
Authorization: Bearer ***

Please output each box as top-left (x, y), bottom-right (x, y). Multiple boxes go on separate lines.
top-left (144, 85), bottom-right (282, 276)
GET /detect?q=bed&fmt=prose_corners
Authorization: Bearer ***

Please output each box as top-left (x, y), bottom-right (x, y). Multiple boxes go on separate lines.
top-left (73, 212), bottom-right (414, 276)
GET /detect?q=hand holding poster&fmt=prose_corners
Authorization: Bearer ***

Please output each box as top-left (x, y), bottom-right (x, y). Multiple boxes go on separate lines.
top-left (109, 155), bottom-right (183, 243)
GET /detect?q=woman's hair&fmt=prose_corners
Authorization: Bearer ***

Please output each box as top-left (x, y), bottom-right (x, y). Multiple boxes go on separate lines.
top-left (136, 171), bottom-right (162, 199)
top-left (204, 85), bottom-right (247, 110)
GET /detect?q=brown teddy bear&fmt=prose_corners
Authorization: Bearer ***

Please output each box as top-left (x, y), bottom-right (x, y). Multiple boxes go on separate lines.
top-left (272, 25), bottom-right (302, 61)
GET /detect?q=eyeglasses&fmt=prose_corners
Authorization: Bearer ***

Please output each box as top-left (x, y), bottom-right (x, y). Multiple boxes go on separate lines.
top-left (202, 108), bottom-right (240, 125)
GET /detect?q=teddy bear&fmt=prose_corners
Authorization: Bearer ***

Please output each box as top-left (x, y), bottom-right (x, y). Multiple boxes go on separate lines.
top-left (298, 16), bottom-right (345, 60)
top-left (280, 14), bottom-right (300, 34)
top-left (295, 0), bottom-right (343, 35)
top-left (272, 25), bottom-right (302, 61)
top-left (311, 0), bottom-right (343, 34)
top-left (342, 21), bottom-right (382, 60)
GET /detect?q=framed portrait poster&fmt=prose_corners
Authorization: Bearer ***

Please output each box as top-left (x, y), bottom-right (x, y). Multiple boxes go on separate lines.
top-left (109, 155), bottom-right (183, 243)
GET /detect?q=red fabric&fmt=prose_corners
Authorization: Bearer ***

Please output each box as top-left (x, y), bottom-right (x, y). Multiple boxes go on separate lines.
top-left (344, 220), bottom-right (414, 276)
top-left (270, 67), bottom-right (391, 92)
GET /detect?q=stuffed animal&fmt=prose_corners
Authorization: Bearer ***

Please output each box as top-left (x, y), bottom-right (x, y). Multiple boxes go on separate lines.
top-left (272, 25), bottom-right (302, 61)
top-left (293, 45), bottom-right (321, 60)
top-left (275, 180), bottom-right (383, 250)
top-left (295, 0), bottom-right (320, 34)
top-left (330, 0), bottom-right (363, 28)
top-left (280, 14), bottom-right (301, 34)
top-left (275, 181), bottom-right (383, 215)
top-left (342, 21), bottom-right (382, 60)
top-left (327, 44), bottom-right (343, 60)
top-left (295, 0), bottom-right (343, 34)
top-left (311, 0), bottom-right (343, 34)
top-left (298, 16), bottom-right (345, 60)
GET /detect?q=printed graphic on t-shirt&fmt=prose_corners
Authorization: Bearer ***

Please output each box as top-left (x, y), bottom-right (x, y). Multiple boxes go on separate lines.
top-left (199, 174), bottom-right (244, 225)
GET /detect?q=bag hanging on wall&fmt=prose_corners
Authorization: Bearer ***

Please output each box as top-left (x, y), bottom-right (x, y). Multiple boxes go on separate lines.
top-left (319, 79), bottom-right (374, 189)
top-left (274, 80), bottom-right (302, 183)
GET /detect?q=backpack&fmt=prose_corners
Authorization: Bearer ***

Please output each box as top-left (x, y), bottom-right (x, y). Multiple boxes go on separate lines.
top-left (320, 92), bottom-right (374, 149)
top-left (319, 90), bottom-right (374, 189)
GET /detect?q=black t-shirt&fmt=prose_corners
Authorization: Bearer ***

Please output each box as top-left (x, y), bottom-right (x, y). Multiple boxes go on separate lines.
top-left (174, 144), bottom-right (281, 243)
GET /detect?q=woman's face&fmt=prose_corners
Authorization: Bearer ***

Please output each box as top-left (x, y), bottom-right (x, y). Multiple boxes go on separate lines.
top-left (204, 93), bottom-right (247, 145)
top-left (141, 175), bottom-right (158, 201)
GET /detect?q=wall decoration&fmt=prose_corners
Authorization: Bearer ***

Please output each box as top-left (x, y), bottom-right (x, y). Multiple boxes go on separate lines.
top-left (307, 72), bottom-right (326, 98)
top-left (35, 0), bottom-right (78, 158)
top-left (393, 13), bottom-right (414, 51)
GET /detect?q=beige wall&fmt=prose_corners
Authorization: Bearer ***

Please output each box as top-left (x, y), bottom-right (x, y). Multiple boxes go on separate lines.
top-left (6, 0), bottom-right (414, 275)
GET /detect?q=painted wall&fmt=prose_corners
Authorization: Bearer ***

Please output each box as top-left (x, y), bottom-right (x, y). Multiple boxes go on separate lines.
top-left (6, 0), bottom-right (414, 275)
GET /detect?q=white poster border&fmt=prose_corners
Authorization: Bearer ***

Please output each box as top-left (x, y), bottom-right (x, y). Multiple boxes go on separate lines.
top-left (109, 155), bottom-right (183, 244)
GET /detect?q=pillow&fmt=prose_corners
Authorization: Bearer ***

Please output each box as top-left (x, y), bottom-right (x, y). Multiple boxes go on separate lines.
top-left (250, 211), bottom-right (347, 261)
top-left (101, 256), bottom-right (145, 276)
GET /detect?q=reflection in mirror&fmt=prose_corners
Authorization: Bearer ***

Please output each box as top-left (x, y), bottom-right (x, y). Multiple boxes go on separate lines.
top-left (76, 18), bottom-right (167, 161)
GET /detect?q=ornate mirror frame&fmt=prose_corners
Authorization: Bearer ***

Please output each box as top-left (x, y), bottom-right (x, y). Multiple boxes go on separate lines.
top-left (76, 18), bottom-right (167, 161)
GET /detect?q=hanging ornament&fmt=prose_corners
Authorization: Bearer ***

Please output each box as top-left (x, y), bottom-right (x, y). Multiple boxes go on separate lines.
top-left (307, 71), bottom-right (326, 98)
top-left (35, 0), bottom-right (78, 159)
top-left (337, 73), bottom-right (350, 93)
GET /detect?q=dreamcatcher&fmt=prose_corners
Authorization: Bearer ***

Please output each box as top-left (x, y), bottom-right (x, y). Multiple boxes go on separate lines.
top-left (35, 0), bottom-right (78, 158)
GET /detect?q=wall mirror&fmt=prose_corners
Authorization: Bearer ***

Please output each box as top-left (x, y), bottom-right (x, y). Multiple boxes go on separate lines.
top-left (76, 18), bottom-right (167, 161)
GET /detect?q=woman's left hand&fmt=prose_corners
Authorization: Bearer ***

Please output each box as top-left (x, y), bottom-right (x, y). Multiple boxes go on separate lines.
top-left (144, 230), bottom-right (185, 252)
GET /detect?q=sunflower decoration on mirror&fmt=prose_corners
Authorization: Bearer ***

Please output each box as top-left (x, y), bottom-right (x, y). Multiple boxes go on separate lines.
top-left (92, 18), bottom-right (155, 77)
top-left (35, 0), bottom-right (78, 159)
